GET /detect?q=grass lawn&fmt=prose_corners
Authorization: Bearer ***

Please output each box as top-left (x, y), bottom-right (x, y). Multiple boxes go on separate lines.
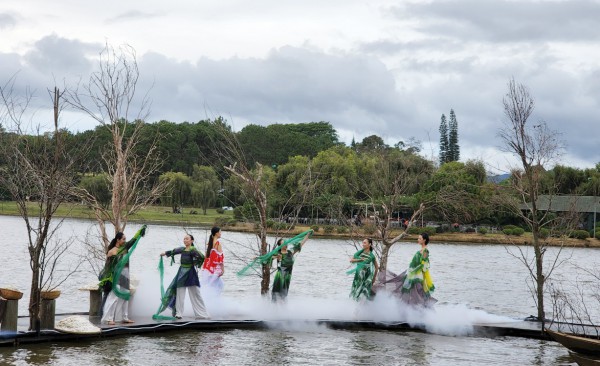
top-left (0, 201), bottom-right (232, 226)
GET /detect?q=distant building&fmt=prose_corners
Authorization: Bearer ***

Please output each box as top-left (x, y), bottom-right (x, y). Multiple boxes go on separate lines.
top-left (521, 195), bottom-right (600, 232)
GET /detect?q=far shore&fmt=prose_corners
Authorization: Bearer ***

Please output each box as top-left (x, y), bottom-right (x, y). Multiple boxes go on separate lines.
top-left (0, 201), bottom-right (598, 248)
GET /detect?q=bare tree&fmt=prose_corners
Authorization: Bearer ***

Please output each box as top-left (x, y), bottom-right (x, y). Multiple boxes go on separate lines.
top-left (548, 264), bottom-right (600, 337)
top-left (210, 120), bottom-right (313, 295)
top-left (497, 77), bottom-right (570, 326)
top-left (356, 150), bottom-right (432, 272)
top-left (0, 76), bottom-right (83, 330)
top-left (67, 43), bottom-right (166, 252)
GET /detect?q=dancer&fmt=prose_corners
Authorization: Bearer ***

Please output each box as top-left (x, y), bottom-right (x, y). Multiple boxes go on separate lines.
top-left (271, 233), bottom-right (311, 302)
top-left (348, 238), bottom-right (379, 301)
top-left (156, 234), bottom-right (210, 319)
top-left (381, 232), bottom-right (436, 307)
top-left (236, 230), bottom-right (313, 289)
top-left (200, 226), bottom-right (224, 296)
top-left (99, 225), bottom-right (147, 325)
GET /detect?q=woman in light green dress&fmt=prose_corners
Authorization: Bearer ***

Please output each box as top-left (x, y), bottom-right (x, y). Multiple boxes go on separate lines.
top-left (348, 238), bottom-right (379, 301)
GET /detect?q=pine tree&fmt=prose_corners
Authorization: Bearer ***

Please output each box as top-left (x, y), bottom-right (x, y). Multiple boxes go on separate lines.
top-left (448, 109), bottom-right (460, 162)
top-left (438, 114), bottom-right (449, 165)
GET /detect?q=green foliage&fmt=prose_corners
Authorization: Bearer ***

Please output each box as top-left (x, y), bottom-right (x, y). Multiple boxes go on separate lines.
top-left (310, 225), bottom-right (320, 232)
top-left (362, 224), bottom-right (377, 235)
top-left (539, 228), bottom-right (550, 239)
top-left (190, 165), bottom-right (220, 214)
top-left (503, 227), bottom-right (525, 236)
top-left (216, 207), bottom-right (225, 214)
top-left (478, 227), bottom-right (488, 235)
top-left (78, 173), bottom-right (111, 208)
top-left (159, 172), bottom-right (193, 211)
top-left (447, 109), bottom-right (460, 162)
top-left (439, 114), bottom-right (449, 165)
top-left (323, 225), bottom-right (335, 234)
top-left (569, 230), bottom-right (590, 240)
top-left (237, 122), bottom-right (339, 167)
top-left (336, 226), bottom-right (349, 234)
top-left (418, 160), bottom-right (490, 223)
top-left (408, 226), bottom-right (436, 236)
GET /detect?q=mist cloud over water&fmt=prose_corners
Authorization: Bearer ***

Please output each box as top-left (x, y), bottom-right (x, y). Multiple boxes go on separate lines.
top-left (129, 268), bottom-right (516, 337)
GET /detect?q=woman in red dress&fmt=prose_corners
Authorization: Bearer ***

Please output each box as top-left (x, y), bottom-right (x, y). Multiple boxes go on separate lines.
top-left (200, 226), bottom-right (224, 296)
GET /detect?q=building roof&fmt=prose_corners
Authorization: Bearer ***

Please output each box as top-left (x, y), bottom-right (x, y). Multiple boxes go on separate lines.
top-left (521, 195), bottom-right (600, 213)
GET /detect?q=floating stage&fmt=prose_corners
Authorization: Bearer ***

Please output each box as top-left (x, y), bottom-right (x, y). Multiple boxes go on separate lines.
top-left (0, 314), bottom-right (552, 347)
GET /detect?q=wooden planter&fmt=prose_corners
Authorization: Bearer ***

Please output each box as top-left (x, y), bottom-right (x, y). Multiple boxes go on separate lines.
top-left (40, 290), bottom-right (61, 300)
top-left (0, 288), bottom-right (23, 300)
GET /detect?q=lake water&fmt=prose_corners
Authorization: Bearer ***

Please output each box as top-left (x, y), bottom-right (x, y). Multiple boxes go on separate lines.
top-left (1, 215), bottom-right (598, 365)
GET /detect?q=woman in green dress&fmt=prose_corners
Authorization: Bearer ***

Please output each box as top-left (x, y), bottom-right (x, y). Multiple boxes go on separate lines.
top-left (382, 232), bottom-right (436, 307)
top-left (348, 238), bottom-right (379, 301)
top-left (271, 233), bottom-right (311, 302)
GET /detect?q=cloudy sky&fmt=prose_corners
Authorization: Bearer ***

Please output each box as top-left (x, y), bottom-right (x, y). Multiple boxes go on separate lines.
top-left (1, 0), bottom-right (599, 174)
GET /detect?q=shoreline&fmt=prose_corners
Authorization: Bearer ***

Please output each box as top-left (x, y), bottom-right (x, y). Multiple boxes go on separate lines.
top-left (1, 210), bottom-right (598, 248)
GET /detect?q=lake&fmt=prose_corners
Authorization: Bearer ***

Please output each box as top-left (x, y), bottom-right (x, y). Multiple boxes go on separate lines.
top-left (1, 215), bottom-right (597, 365)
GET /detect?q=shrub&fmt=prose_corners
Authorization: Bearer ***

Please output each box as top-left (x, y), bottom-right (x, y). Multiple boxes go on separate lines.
top-left (233, 207), bottom-right (244, 220)
top-left (337, 226), bottom-right (349, 234)
top-left (274, 222), bottom-right (288, 231)
top-left (227, 219), bottom-right (237, 227)
top-left (512, 227), bottom-right (525, 236)
top-left (502, 225), bottom-right (519, 231)
top-left (539, 228), bottom-right (550, 239)
top-left (502, 228), bottom-right (513, 235)
top-left (214, 217), bottom-right (229, 227)
top-left (323, 225), bottom-right (335, 234)
top-left (266, 219), bottom-right (275, 229)
top-left (478, 228), bottom-right (488, 235)
top-left (409, 226), bottom-right (436, 236)
top-left (216, 208), bottom-right (225, 214)
top-left (569, 230), bottom-right (590, 240)
top-left (362, 224), bottom-right (376, 235)
top-left (311, 225), bottom-right (320, 232)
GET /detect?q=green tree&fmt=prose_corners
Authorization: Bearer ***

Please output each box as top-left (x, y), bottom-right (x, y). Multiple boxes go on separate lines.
top-left (159, 172), bottom-right (193, 212)
top-left (439, 114), bottom-right (449, 165)
top-left (78, 173), bottom-right (111, 209)
top-left (191, 165), bottom-right (220, 214)
top-left (448, 109), bottom-right (460, 162)
top-left (418, 160), bottom-right (490, 223)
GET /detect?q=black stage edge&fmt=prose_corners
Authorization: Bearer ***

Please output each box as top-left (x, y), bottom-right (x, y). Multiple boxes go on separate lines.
top-left (0, 316), bottom-right (556, 347)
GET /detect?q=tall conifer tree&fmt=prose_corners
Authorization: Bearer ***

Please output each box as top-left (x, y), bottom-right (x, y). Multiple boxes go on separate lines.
top-left (439, 114), bottom-right (449, 165)
top-left (448, 109), bottom-right (460, 161)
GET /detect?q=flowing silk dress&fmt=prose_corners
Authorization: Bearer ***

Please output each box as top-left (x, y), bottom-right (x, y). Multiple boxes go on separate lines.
top-left (271, 247), bottom-right (299, 302)
top-left (382, 248), bottom-right (436, 307)
top-left (348, 249), bottom-right (377, 301)
top-left (201, 242), bottom-right (224, 296)
top-left (99, 228), bottom-right (145, 323)
top-left (158, 246), bottom-right (209, 318)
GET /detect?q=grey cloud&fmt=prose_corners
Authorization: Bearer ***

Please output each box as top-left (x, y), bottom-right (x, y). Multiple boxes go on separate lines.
top-left (2, 34), bottom-right (598, 169)
top-left (0, 13), bottom-right (16, 29)
top-left (23, 34), bottom-right (99, 77)
top-left (392, 0), bottom-right (600, 43)
top-left (138, 46), bottom-right (411, 134)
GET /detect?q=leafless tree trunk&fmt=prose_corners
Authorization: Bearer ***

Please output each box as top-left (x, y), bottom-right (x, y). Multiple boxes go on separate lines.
top-left (67, 43), bottom-right (166, 252)
top-left (0, 77), bottom-right (83, 330)
top-left (357, 152), bottom-right (431, 272)
top-left (210, 120), bottom-right (313, 295)
top-left (497, 77), bottom-right (568, 327)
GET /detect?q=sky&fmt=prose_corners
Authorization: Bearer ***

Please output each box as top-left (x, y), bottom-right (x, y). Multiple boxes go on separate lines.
top-left (1, 0), bottom-right (599, 174)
